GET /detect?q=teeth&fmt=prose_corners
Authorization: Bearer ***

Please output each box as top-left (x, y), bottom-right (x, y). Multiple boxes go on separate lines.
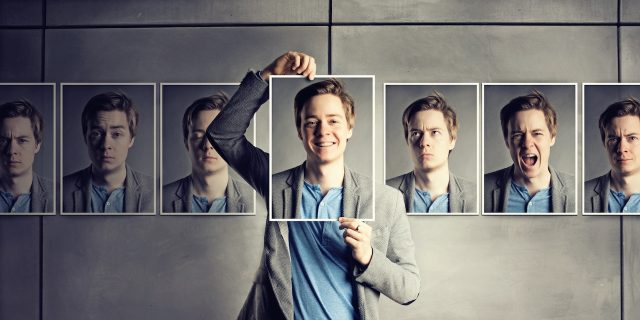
top-left (316, 142), bottom-right (335, 147)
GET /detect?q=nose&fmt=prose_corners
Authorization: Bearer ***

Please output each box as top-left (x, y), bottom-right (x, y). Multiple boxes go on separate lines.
top-left (199, 136), bottom-right (214, 150)
top-left (418, 133), bottom-right (430, 148)
top-left (520, 132), bottom-right (533, 147)
top-left (99, 134), bottom-right (112, 150)
top-left (5, 139), bottom-right (18, 154)
top-left (617, 137), bottom-right (629, 153)
top-left (314, 121), bottom-right (329, 136)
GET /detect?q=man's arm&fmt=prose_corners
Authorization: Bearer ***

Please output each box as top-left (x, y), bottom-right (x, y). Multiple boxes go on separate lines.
top-left (206, 51), bottom-right (317, 200)
top-left (340, 191), bottom-right (421, 305)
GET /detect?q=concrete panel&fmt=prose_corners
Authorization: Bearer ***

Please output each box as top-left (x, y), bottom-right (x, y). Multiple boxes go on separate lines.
top-left (621, 27), bottom-right (640, 82)
top-left (43, 213), bottom-right (266, 320)
top-left (0, 30), bottom-right (41, 82)
top-left (46, 0), bottom-right (327, 25)
top-left (0, 217), bottom-right (40, 320)
top-left (334, 0), bottom-right (616, 23)
top-left (624, 217), bottom-right (640, 320)
top-left (45, 27), bottom-right (328, 83)
top-left (621, 0), bottom-right (640, 22)
top-left (334, 26), bottom-right (619, 319)
top-left (0, 0), bottom-right (42, 26)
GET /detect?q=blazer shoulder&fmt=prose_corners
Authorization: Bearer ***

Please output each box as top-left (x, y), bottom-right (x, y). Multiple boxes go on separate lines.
top-left (386, 172), bottom-right (411, 189)
top-left (553, 169), bottom-right (575, 187)
top-left (62, 168), bottom-right (88, 190)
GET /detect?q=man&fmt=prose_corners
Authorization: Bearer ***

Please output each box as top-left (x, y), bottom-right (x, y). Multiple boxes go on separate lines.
top-left (0, 100), bottom-right (53, 213)
top-left (162, 93), bottom-right (254, 213)
top-left (387, 93), bottom-right (476, 213)
top-left (207, 52), bottom-right (419, 319)
top-left (62, 91), bottom-right (153, 213)
top-left (585, 97), bottom-right (640, 213)
top-left (484, 91), bottom-right (574, 213)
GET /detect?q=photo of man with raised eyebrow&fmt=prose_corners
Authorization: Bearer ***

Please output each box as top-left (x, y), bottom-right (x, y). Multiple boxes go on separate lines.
top-left (162, 93), bottom-right (254, 213)
top-left (62, 91), bottom-right (153, 213)
top-left (0, 100), bottom-right (53, 213)
top-left (387, 93), bottom-right (476, 213)
top-left (585, 97), bottom-right (640, 213)
top-left (207, 51), bottom-right (419, 320)
top-left (484, 91), bottom-right (574, 213)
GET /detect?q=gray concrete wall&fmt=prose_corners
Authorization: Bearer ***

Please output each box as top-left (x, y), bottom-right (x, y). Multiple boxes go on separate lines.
top-left (0, 1), bottom-right (637, 319)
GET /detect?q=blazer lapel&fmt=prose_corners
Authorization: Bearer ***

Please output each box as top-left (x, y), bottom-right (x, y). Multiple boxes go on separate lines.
top-left (342, 166), bottom-right (360, 219)
top-left (74, 166), bottom-right (92, 212)
top-left (549, 167), bottom-right (567, 213)
top-left (497, 167), bottom-right (513, 212)
top-left (593, 173), bottom-right (610, 213)
top-left (399, 173), bottom-right (414, 213)
top-left (173, 176), bottom-right (191, 213)
top-left (30, 174), bottom-right (45, 212)
top-left (448, 173), bottom-right (464, 213)
top-left (124, 165), bottom-right (141, 213)
top-left (226, 178), bottom-right (245, 213)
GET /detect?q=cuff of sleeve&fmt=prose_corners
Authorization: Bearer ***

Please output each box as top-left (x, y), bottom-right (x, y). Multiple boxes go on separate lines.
top-left (353, 247), bottom-right (384, 283)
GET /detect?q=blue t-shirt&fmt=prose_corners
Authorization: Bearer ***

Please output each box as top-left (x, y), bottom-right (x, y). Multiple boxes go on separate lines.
top-left (192, 195), bottom-right (227, 213)
top-left (506, 180), bottom-right (551, 213)
top-left (90, 184), bottom-right (125, 213)
top-left (608, 190), bottom-right (640, 213)
top-left (289, 181), bottom-right (355, 320)
top-left (412, 188), bottom-right (449, 213)
top-left (0, 191), bottom-right (31, 213)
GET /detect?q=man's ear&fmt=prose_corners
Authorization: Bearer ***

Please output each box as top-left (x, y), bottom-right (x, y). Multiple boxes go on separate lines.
top-left (128, 136), bottom-right (135, 148)
top-left (297, 128), bottom-right (303, 140)
top-left (448, 137), bottom-right (457, 151)
top-left (34, 142), bottom-right (41, 154)
top-left (550, 135), bottom-right (556, 147)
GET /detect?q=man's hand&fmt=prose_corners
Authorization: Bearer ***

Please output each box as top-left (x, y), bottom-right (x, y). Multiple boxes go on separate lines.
top-left (261, 51), bottom-right (316, 81)
top-left (339, 217), bottom-right (373, 267)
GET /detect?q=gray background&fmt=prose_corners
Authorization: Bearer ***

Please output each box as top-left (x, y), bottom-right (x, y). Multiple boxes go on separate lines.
top-left (385, 84), bottom-right (478, 181)
top-left (61, 85), bottom-right (155, 177)
top-left (0, 1), bottom-right (639, 320)
top-left (271, 77), bottom-right (373, 176)
top-left (0, 84), bottom-right (55, 181)
top-left (584, 85), bottom-right (640, 181)
top-left (484, 84), bottom-right (577, 175)
top-left (160, 84), bottom-right (254, 184)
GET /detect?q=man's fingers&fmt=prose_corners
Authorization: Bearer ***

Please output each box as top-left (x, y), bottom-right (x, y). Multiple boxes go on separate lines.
top-left (296, 54), bottom-right (310, 74)
top-left (290, 52), bottom-right (301, 71)
top-left (302, 57), bottom-right (316, 80)
top-left (343, 228), bottom-right (365, 241)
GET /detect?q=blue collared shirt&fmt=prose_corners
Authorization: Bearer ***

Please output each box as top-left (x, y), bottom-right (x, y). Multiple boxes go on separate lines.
top-left (506, 181), bottom-right (552, 213)
top-left (0, 191), bottom-right (31, 213)
top-left (608, 190), bottom-right (640, 213)
top-left (192, 195), bottom-right (227, 213)
top-left (90, 184), bottom-right (125, 213)
top-left (289, 181), bottom-right (355, 320)
top-left (412, 189), bottom-right (449, 213)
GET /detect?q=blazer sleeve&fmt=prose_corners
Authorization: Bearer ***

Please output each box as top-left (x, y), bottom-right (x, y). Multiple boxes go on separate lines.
top-left (207, 71), bottom-right (270, 200)
top-left (354, 190), bottom-right (420, 305)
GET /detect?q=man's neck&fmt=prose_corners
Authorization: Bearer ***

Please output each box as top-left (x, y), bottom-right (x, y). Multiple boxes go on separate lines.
top-left (513, 166), bottom-right (551, 196)
top-left (413, 165), bottom-right (450, 201)
top-left (610, 170), bottom-right (640, 196)
top-left (191, 167), bottom-right (229, 202)
top-left (0, 170), bottom-right (33, 196)
top-left (304, 159), bottom-right (345, 195)
top-left (92, 165), bottom-right (127, 193)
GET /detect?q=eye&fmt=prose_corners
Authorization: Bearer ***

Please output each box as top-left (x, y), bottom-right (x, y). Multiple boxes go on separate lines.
top-left (630, 136), bottom-right (639, 141)
top-left (89, 131), bottom-right (102, 139)
top-left (305, 120), bottom-right (318, 128)
top-left (607, 136), bottom-right (619, 144)
top-left (431, 130), bottom-right (441, 136)
top-left (18, 138), bottom-right (28, 144)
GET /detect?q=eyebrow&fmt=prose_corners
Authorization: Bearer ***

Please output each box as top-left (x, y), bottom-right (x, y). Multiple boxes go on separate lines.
top-left (90, 124), bottom-right (127, 130)
top-left (304, 114), bottom-right (344, 119)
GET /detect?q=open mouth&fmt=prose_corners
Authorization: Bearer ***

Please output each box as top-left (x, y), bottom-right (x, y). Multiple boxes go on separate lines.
top-left (521, 153), bottom-right (538, 167)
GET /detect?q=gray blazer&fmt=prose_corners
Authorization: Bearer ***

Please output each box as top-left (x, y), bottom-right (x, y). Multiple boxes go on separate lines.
top-left (386, 171), bottom-right (476, 213)
top-left (208, 71), bottom-right (420, 320)
top-left (162, 175), bottom-right (254, 213)
top-left (31, 173), bottom-right (53, 213)
top-left (584, 172), bottom-right (610, 213)
top-left (484, 165), bottom-right (575, 213)
top-left (62, 165), bottom-right (154, 213)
